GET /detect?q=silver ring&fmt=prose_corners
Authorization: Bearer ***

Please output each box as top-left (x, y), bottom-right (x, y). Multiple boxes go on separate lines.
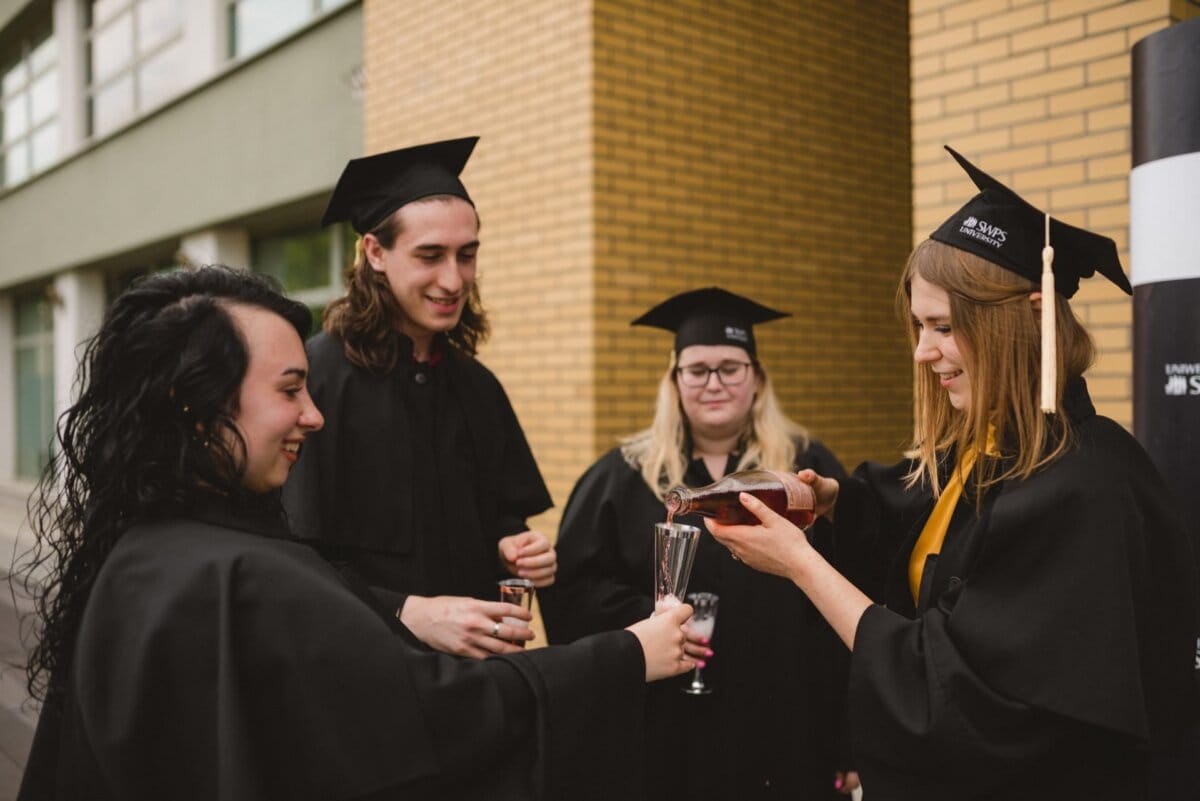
top-left (492, 621), bottom-right (501, 638)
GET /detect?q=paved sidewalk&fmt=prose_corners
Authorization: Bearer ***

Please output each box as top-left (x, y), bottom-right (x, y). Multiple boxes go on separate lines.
top-left (0, 481), bottom-right (38, 800)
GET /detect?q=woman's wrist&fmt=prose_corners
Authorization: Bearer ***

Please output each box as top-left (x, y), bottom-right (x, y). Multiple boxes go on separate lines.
top-left (788, 535), bottom-right (822, 588)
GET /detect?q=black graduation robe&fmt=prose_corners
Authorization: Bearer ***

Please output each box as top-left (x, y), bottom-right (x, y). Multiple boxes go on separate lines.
top-left (539, 439), bottom-right (850, 801)
top-left (282, 332), bottom-right (553, 610)
top-left (18, 505), bottom-right (645, 801)
top-left (833, 379), bottom-right (1199, 800)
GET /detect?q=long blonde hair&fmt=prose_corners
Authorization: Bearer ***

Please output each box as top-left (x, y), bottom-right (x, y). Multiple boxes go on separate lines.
top-left (900, 239), bottom-right (1095, 497)
top-left (620, 351), bottom-right (809, 500)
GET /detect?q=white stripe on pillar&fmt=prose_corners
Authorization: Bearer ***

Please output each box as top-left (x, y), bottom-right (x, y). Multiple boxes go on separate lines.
top-left (1130, 150), bottom-right (1200, 288)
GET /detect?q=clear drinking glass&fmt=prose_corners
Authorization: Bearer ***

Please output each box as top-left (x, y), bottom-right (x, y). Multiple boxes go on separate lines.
top-left (683, 592), bottom-right (718, 695)
top-left (498, 578), bottom-right (535, 647)
top-left (653, 522), bottom-right (700, 613)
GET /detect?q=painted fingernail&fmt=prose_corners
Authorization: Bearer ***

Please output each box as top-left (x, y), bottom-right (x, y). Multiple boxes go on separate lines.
top-left (697, 660), bottom-right (707, 668)
top-left (705, 648), bottom-right (713, 658)
top-left (834, 779), bottom-right (843, 790)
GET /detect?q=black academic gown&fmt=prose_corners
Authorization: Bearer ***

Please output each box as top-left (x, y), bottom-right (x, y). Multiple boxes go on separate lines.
top-left (540, 439), bottom-right (850, 801)
top-left (18, 504), bottom-right (645, 801)
top-left (282, 332), bottom-right (553, 610)
top-left (832, 379), bottom-right (1199, 801)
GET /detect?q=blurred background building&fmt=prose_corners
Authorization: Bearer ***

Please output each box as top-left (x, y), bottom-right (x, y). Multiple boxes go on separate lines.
top-left (0, 0), bottom-right (1197, 788)
top-left (5, 0), bottom-right (1197, 521)
top-left (0, 0), bottom-right (921, 527)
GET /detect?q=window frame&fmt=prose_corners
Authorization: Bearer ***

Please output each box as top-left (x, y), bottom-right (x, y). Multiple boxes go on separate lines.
top-left (1, 19), bottom-right (58, 187)
top-left (85, 0), bottom-right (186, 138)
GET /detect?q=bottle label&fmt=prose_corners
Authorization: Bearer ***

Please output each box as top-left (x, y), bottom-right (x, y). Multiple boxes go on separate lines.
top-left (765, 470), bottom-right (813, 511)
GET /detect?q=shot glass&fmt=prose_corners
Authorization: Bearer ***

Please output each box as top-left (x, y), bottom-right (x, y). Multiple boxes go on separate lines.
top-left (498, 578), bottom-right (535, 647)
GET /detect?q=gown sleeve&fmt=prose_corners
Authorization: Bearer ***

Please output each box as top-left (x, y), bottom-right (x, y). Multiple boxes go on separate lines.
top-left (467, 364), bottom-right (553, 539)
top-left (539, 451), bottom-right (655, 644)
top-left (70, 524), bottom-right (644, 801)
top-left (839, 420), bottom-right (1198, 791)
top-left (834, 461), bottom-right (1080, 791)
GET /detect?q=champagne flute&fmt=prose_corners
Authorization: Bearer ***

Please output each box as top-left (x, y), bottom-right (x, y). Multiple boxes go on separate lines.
top-left (654, 522), bottom-right (700, 613)
top-left (682, 592), bottom-right (718, 695)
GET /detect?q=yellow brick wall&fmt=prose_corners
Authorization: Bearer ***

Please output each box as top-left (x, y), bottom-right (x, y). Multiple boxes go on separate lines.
top-left (363, 0), bottom-right (597, 540)
top-left (911, 0), bottom-right (1197, 428)
top-left (593, 0), bottom-right (914, 479)
top-left (365, 2), bottom-right (914, 544)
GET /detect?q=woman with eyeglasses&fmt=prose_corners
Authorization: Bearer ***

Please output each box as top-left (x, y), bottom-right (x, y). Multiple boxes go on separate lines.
top-left (539, 288), bottom-right (855, 801)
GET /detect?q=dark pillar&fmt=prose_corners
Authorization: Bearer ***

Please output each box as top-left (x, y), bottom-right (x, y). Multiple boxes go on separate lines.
top-left (1131, 15), bottom-right (1200, 799)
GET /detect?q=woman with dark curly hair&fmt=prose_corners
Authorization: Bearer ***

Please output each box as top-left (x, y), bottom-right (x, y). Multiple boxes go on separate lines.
top-left (14, 265), bottom-right (694, 801)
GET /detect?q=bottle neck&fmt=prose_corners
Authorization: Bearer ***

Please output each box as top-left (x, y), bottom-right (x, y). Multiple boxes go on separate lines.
top-left (664, 487), bottom-right (693, 516)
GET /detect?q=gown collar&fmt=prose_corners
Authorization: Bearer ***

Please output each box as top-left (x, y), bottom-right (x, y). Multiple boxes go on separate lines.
top-left (395, 331), bottom-right (446, 367)
top-left (183, 491), bottom-right (292, 540)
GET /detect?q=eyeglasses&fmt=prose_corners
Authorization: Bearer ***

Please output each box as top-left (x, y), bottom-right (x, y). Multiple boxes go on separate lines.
top-left (674, 361), bottom-right (755, 387)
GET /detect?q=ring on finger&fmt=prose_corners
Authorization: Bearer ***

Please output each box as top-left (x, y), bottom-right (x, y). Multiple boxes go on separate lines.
top-left (492, 621), bottom-right (501, 638)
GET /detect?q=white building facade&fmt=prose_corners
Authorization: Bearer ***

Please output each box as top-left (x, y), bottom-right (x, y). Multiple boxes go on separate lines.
top-left (0, 0), bottom-right (363, 485)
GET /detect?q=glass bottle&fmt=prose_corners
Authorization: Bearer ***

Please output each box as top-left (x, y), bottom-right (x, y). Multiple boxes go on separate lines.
top-left (664, 469), bottom-right (815, 528)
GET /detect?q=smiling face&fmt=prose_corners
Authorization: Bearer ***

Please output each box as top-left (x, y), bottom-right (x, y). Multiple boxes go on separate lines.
top-left (675, 344), bottom-right (760, 441)
top-left (225, 304), bottom-right (324, 494)
top-left (364, 196), bottom-right (479, 354)
top-left (910, 271), bottom-right (971, 411)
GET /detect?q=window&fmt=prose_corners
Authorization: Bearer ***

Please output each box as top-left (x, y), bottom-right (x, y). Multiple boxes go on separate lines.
top-left (87, 0), bottom-right (186, 138)
top-left (227, 0), bottom-right (350, 60)
top-left (13, 287), bottom-right (55, 480)
top-left (1, 24), bottom-right (58, 187)
top-left (253, 224), bottom-right (353, 330)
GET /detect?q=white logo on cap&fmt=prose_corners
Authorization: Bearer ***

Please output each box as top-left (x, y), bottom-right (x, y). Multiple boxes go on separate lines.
top-left (1164, 363), bottom-right (1200, 396)
top-left (724, 325), bottom-right (749, 343)
top-left (959, 217), bottom-right (1007, 249)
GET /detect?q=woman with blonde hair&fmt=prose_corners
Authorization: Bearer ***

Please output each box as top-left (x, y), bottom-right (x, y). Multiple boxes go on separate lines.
top-left (709, 148), bottom-right (1198, 799)
top-left (540, 287), bottom-right (852, 801)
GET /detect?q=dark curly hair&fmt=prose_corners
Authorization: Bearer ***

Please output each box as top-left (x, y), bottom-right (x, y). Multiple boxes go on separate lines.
top-left (323, 195), bottom-right (490, 371)
top-left (14, 265), bottom-right (311, 704)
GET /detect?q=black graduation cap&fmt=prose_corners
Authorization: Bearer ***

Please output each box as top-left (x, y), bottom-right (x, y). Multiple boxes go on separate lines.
top-left (321, 137), bottom-right (479, 234)
top-left (631, 287), bottom-right (789, 359)
top-left (931, 146), bottom-right (1132, 298)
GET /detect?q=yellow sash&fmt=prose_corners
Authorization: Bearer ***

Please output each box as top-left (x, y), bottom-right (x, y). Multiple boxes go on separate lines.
top-left (908, 431), bottom-right (996, 605)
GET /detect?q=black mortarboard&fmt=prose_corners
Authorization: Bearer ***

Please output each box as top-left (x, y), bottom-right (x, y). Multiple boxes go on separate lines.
top-left (931, 146), bottom-right (1132, 298)
top-left (631, 287), bottom-right (789, 359)
top-left (321, 137), bottom-right (478, 234)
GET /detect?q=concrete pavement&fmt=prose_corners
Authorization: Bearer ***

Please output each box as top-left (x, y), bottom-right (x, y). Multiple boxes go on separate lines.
top-left (0, 481), bottom-right (39, 800)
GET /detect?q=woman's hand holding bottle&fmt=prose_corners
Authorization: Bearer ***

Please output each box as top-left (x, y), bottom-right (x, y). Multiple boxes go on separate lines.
top-left (795, 469), bottom-right (840, 522)
top-left (705, 493), bottom-right (812, 581)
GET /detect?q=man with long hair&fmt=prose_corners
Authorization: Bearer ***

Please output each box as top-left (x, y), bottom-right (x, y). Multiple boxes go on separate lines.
top-left (283, 138), bottom-right (558, 657)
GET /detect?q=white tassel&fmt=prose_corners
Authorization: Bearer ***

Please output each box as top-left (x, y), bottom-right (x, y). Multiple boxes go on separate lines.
top-left (1040, 213), bottom-right (1056, 413)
